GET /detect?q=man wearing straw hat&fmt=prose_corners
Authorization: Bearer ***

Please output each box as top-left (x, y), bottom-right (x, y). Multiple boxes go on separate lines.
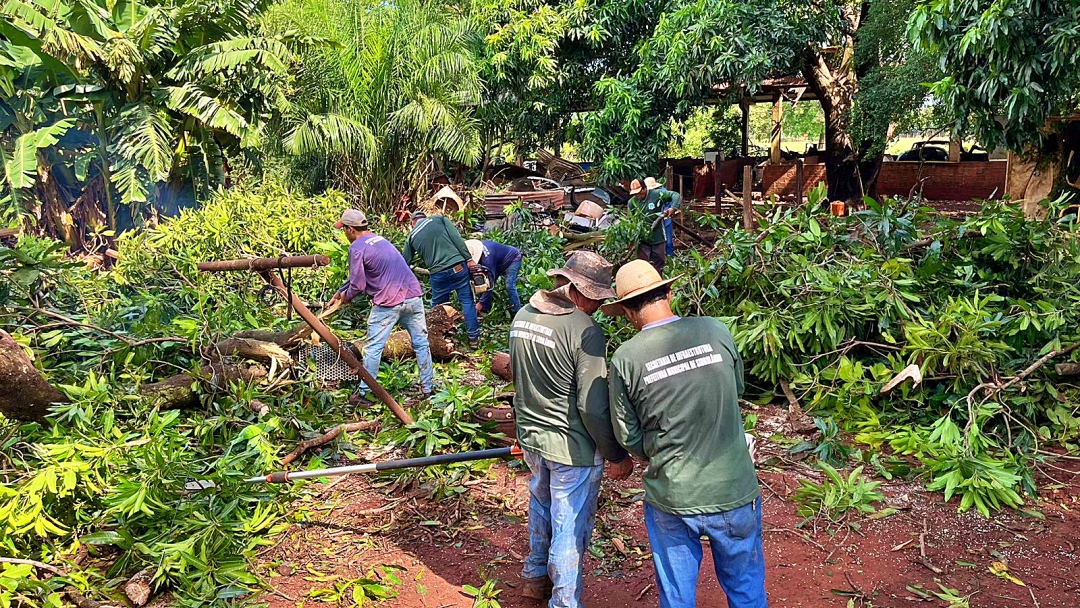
top-left (644, 176), bottom-right (682, 257)
top-left (605, 260), bottom-right (767, 608)
top-left (509, 251), bottom-right (634, 607)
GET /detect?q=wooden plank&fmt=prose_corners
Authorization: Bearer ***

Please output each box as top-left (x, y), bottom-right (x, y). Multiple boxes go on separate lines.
top-left (0, 228), bottom-right (21, 239)
top-left (742, 165), bottom-right (755, 231)
top-left (795, 158), bottom-right (804, 204)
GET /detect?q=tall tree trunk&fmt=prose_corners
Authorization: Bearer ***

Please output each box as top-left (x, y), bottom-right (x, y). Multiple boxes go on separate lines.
top-left (800, 2), bottom-right (884, 206)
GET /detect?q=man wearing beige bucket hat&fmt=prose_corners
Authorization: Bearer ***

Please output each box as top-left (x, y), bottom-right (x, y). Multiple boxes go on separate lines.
top-left (606, 260), bottom-right (767, 608)
top-left (509, 251), bottom-right (633, 607)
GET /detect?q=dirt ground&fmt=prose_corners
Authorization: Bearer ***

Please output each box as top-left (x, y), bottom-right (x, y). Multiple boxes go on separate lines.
top-left (256, 405), bottom-right (1080, 608)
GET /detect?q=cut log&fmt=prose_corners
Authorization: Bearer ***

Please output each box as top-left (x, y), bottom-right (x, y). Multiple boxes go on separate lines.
top-left (208, 338), bottom-right (291, 368)
top-left (0, 330), bottom-right (68, 421)
top-left (1055, 363), bottom-right (1080, 377)
top-left (232, 324), bottom-right (311, 349)
top-left (139, 363), bottom-right (267, 410)
top-left (124, 567), bottom-right (153, 607)
top-left (491, 352), bottom-right (513, 382)
top-left (376, 305), bottom-right (463, 362)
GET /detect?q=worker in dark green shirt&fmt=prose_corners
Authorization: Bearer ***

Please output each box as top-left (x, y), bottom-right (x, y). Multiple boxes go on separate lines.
top-left (402, 211), bottom-right (480, 346)
top-left (604, 260), bottom-right (767, 608)
top-left (628, 178), bottom-right (667, 273)
top-left (509, 251), bottom-right (633, 607)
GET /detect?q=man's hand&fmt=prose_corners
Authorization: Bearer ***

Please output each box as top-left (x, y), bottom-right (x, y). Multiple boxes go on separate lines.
top-left (663, 207), bottom-right (675, 218)
top-left (607, 457), bottom-right (634, 480)
top-left (475, 302), bottom-right (483, 314)
top-left (328, 292), bottom-right (345, 307)
top-left (466, 260), bottom-right (478, 269)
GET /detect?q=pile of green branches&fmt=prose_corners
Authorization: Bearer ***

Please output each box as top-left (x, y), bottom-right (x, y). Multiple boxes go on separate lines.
top-left (665, 185), bottom-right (1080, 516)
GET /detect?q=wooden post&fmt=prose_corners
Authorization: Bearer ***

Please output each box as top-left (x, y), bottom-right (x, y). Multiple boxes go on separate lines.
top-left (664, 164), bottom-right (674, 190)
top-left (770, 94), bottom-right (784, 165)
top-left (258, 271), bottom-right (414, 426)
top-left (795, 158), bottom-right (804, 204)
top-left (714, 160), bottom-right (723, 215)
top-left (742, 165), bottom-right (754, 231)
top-left (739, 99), bottom-right (750, 158)
top-left (949, 138), bottom-right (961, 163)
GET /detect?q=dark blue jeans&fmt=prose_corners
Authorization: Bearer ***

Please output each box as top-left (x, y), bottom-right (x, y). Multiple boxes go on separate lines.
top-left (429, 264), bottom-right (480, 341)
top-left (644, 498), bottom-right (768, 608)
top-left (505, 254), bottom-right (523, 314)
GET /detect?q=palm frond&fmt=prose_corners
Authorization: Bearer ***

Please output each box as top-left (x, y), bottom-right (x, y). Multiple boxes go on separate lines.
top-left (284, 112), bottom-right (377, 160)
top-left (158, 83), bottom-right (252, 141)
top-left (113, 102), bottom-right (174, 182)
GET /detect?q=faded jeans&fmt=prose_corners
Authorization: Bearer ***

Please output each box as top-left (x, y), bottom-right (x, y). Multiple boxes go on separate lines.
top-left (644, 497), bottom-right (768, 608)
top-left (664, 217), bottom-right (674, 256)
top-left (361, 296), bottom-right (434, 394)
top-left (505, 254), bottom-right (523, 314)
top-left (429, 264), bottom-right (480, 341)
top-left (522, 449), bottom-right (603, 608)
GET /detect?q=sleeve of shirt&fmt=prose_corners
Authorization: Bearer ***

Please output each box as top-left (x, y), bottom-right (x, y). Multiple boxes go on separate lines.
top-left (576, 324), bottom-right (628, 463)
top-left (670, 191), bottom-right (682, 210)
top-left (608, 358), bottom-right (646, 461)
top-left (444, 217), bottom-right (472, 262)
top-left (340, 245), bottom-right (366, 301)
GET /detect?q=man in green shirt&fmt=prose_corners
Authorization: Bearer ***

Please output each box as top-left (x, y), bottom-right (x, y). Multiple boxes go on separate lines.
top-left (401, 211), bottom-right (481, 346)
top-left (628, 178), bottom-right (667, 273)
top-left (509, 251), bottom-right (633, 607)
top-left (604, 260), bottom-right (767, 608)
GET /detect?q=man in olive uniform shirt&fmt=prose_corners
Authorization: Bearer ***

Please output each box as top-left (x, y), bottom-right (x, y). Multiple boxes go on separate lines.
top-left (605, 260), bottom-right (767, 608)
top-left (510, 251), bottom-right (633, 607)
top-left (628, 178), bottom-right (668, 273)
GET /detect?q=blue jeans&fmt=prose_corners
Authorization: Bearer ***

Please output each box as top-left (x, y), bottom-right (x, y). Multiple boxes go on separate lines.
top-left (505, 255), bottom-right (523, 314)
top-left (429, 264), bottom-right (480, 341)
top-left (361, 297), bottom-right (434, 393)
top-left (644, 498), bottom-right (768, 608)
top-left (522, 450), bottom-right (603, 608)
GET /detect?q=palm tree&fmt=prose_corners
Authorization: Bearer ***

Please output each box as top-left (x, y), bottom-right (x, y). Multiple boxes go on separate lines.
top-left (266, 0), bottom-right (483, 213)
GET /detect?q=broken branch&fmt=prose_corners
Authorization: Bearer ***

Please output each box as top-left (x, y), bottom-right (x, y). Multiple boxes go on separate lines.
top-left (281, 420), bottom-right (381, 466)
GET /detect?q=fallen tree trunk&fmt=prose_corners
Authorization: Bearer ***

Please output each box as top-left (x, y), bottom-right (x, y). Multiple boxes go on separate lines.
top-left (0, 330), bottom-right (68, 421)
top-left (1055, 363), bottom-right (1080, 377)
top-left (208, 338), bottom-right (291, 368)
top-left (491, 352), bottom-right (512, 382)
top-left (232, 324), bottom-right (312, 349)
top-left (139, 363), bottom-right (268, 410)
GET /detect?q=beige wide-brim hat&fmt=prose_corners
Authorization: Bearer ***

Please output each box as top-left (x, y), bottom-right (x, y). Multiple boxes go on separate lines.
top-left (601, 259), bottom-right (680, 317)
top-left (465, 239), bottom-right (484, 264)
top-left (644, 176), bottom-right (662, 190)
top-left (530, 284), bottom-right (577, 315)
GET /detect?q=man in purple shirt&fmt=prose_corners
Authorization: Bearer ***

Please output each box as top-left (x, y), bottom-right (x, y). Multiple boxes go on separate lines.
top-left (329, 209), bottom-right (435, 397)
top-left (465, 239), bottom-right (523, 315)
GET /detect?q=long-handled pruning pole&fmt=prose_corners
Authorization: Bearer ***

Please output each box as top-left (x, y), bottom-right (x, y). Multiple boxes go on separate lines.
top-left (244, 445), bottom-right (523, 484)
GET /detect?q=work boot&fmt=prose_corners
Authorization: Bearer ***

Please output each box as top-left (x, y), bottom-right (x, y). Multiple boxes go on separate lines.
top-left (519, 575), bottom-right (553, 600)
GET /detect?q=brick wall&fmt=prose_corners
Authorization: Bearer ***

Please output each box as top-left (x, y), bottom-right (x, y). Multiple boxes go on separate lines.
top-left (762, 163), bottom-right (828, 197)
top-left (762, 160), bottom-right (1007, 200)
top-left (877, 161), bottom-right (1006, 200)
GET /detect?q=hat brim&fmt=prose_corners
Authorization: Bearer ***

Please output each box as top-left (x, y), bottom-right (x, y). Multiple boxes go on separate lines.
top-left (530, 286), bottom-right (577, 315)
top-left (334, 221), bottom-right (345, 229)
top-left (629, 187), bottom-right (642, 195)
top-left (547, 268), bottom-right (617, 301)
top-left (600, 275), bottom-right (680, 317)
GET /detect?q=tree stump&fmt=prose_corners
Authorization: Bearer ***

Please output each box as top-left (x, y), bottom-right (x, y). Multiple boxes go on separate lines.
top-left (0, 330), bottom-right (68, 421)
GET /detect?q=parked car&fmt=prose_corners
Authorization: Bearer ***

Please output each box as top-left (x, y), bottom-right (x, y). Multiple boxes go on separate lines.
top-left (896, 140), bottom-right (989, 162)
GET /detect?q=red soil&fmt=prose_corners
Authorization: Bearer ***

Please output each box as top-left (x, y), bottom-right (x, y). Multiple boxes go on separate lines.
top-left (256, 406), bottom-right (1080, 608)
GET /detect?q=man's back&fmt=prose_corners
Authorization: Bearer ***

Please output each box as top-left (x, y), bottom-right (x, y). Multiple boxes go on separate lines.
top-left (344, 234), bottom-right (422, 307)
top-left (610, 316), bottom-right (758, 514)
top-left (404, 215), bottom-right (470, 273)
top-left (510, 304), bottom-right (618, 467)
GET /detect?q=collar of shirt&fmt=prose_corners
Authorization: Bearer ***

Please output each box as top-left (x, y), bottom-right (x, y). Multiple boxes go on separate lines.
top-left (643, 316), bottom-right (681, 330)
